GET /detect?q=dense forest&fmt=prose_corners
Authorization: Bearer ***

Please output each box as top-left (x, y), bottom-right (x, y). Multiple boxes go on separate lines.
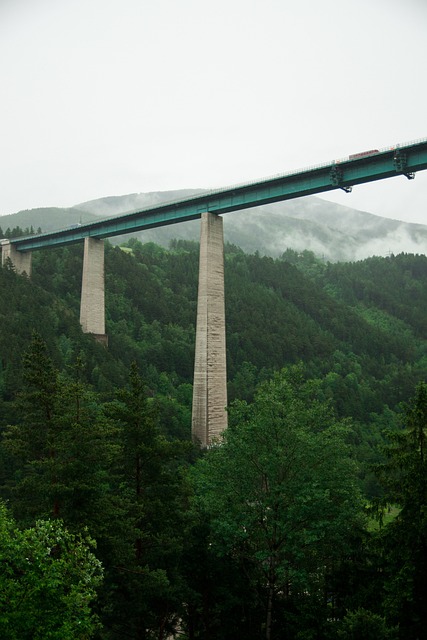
top-left (1, 235), bottom-right (427, 639)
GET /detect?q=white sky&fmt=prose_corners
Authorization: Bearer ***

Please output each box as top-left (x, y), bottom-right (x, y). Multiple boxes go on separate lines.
top-left (1, 0), bottom-right (427, 223)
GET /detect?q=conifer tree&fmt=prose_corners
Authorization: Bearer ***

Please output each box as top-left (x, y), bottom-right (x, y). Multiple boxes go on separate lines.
top-left (374, 382), bottom-right (427, 638)
top-left (2, 333), bottom-right (117, 535)
top-left (191, 366), bottom-right (364, 640)
top-left (102, 362), bottom-right (191, 639)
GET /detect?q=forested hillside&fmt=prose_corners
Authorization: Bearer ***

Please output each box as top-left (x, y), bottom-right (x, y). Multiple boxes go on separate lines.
top-left (1, 240), bottom-right (427, 639)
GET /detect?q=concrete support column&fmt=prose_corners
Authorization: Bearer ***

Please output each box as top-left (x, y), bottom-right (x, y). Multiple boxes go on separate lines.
top-left (1, 242), bottom-right (32, 276)
top-left (80, 237), bottom-right (107, 345)
top-left (192, 212), bottom-right (228, 446)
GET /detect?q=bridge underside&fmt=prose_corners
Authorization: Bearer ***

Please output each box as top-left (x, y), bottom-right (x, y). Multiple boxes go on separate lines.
top-left (10, 139), bottom-right (427, 253)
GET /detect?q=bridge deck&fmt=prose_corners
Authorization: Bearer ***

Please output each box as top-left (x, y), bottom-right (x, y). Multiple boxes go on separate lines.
top-left (10, 137), bottom-right (427, 252)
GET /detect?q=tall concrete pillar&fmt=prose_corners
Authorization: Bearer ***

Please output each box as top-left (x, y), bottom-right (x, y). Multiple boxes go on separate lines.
top-left (192, 212), bottom-right (228, 446)
top-left (80, 237), bottom-right (107, 345)
top-left (1, 242), bottom-right (32, 276)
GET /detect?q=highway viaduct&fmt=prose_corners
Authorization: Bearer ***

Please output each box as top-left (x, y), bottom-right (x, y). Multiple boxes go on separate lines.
top-left (2, 138), bottom-right (427, 446)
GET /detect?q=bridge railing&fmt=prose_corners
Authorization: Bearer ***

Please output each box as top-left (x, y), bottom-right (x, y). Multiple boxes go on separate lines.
top-left (111, 136), bottom-right (427, 217)
top-left (7, 137), bottom-right (427, 244)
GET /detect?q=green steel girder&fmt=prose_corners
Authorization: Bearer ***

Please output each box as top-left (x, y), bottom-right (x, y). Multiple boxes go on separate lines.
top-left (11, 138), bottom-right (427, 252)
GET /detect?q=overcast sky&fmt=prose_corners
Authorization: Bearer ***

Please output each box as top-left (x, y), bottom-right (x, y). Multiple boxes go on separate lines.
top-left (1, 0), bottom-right (427, 224)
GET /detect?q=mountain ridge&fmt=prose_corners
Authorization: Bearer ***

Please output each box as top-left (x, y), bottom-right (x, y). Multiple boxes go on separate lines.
top-left (1, 190), bottom-right (426, 262)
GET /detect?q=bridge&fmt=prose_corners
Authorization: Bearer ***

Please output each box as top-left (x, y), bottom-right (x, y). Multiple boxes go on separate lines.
top-left (3, 138), bottom-right (427, 445)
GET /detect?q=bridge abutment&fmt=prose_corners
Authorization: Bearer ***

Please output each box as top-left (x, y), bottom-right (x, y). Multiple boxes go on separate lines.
top-left (1, 242), bottom-right (32, 276)
top-left (80, 237), bottom-right (108, 345)
top-left (192, 212), bottom-right (228, 447)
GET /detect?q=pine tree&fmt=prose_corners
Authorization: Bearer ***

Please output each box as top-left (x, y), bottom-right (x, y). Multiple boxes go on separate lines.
top-left (2, 333), bottom-right (117, 535)
top-left (102, 362), bottom-right (191, 639)
top-left (374, 382), bottom-right (427, 638)
top-left (191, 366), bottom-right (364, 640)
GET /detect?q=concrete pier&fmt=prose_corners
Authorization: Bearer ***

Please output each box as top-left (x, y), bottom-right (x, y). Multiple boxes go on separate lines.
top-left (80, 237), bottom-right (107, 345)
top-left (192, 212), bottom-right (228, 447)
top-left (1, 242), bottom-right (32, 276)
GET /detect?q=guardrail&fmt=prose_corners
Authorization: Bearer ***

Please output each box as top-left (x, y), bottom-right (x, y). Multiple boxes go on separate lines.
top-left (7, 136), bottom-right (427, 247)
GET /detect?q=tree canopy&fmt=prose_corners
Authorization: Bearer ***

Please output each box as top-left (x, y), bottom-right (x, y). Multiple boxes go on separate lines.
top-left (0, 241), bottom-right (426, 637)
top-left (191, 366), bottom-right (364, 639)
top-left (0, 502), bottom-right (102, 639)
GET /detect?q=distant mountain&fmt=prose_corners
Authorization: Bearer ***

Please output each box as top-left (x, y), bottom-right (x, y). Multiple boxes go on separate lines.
top-left (0, 207), bottom-right (96, 234)
top-left (74, 189), bottom-right (205, 217)
top-left (74, 190), bottom-right (427, 261)
top-left (1, 190), bottom-right (426, 262)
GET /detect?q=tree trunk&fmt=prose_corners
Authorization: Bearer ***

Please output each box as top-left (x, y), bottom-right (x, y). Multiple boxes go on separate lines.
top-left (265, 569), bottom-right (275, 640)
top-left (266, 583), bottom-right (274, 640)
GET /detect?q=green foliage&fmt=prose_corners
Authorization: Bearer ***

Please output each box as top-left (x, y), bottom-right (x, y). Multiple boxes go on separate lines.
top-left (1, 239), bottom-right (427, 637)
top-left (336, 608), bottom-right (397, 640)
top-left (371, 383), bottom-right (427, 638)
top-left (0, 501), bottom-right (102, 639)
top-left (375, 382), bottom-right (427, 509)
top-left (191, 366), bottom-right (364, 639)
top-left (100, 362), bottom-right (193, 638)
top-left (15, 243), bottom-right (427, 433)
top-left (1, 225), bottom-right (37, 239)
top-left (2, 333), bottom-right (119, 536)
